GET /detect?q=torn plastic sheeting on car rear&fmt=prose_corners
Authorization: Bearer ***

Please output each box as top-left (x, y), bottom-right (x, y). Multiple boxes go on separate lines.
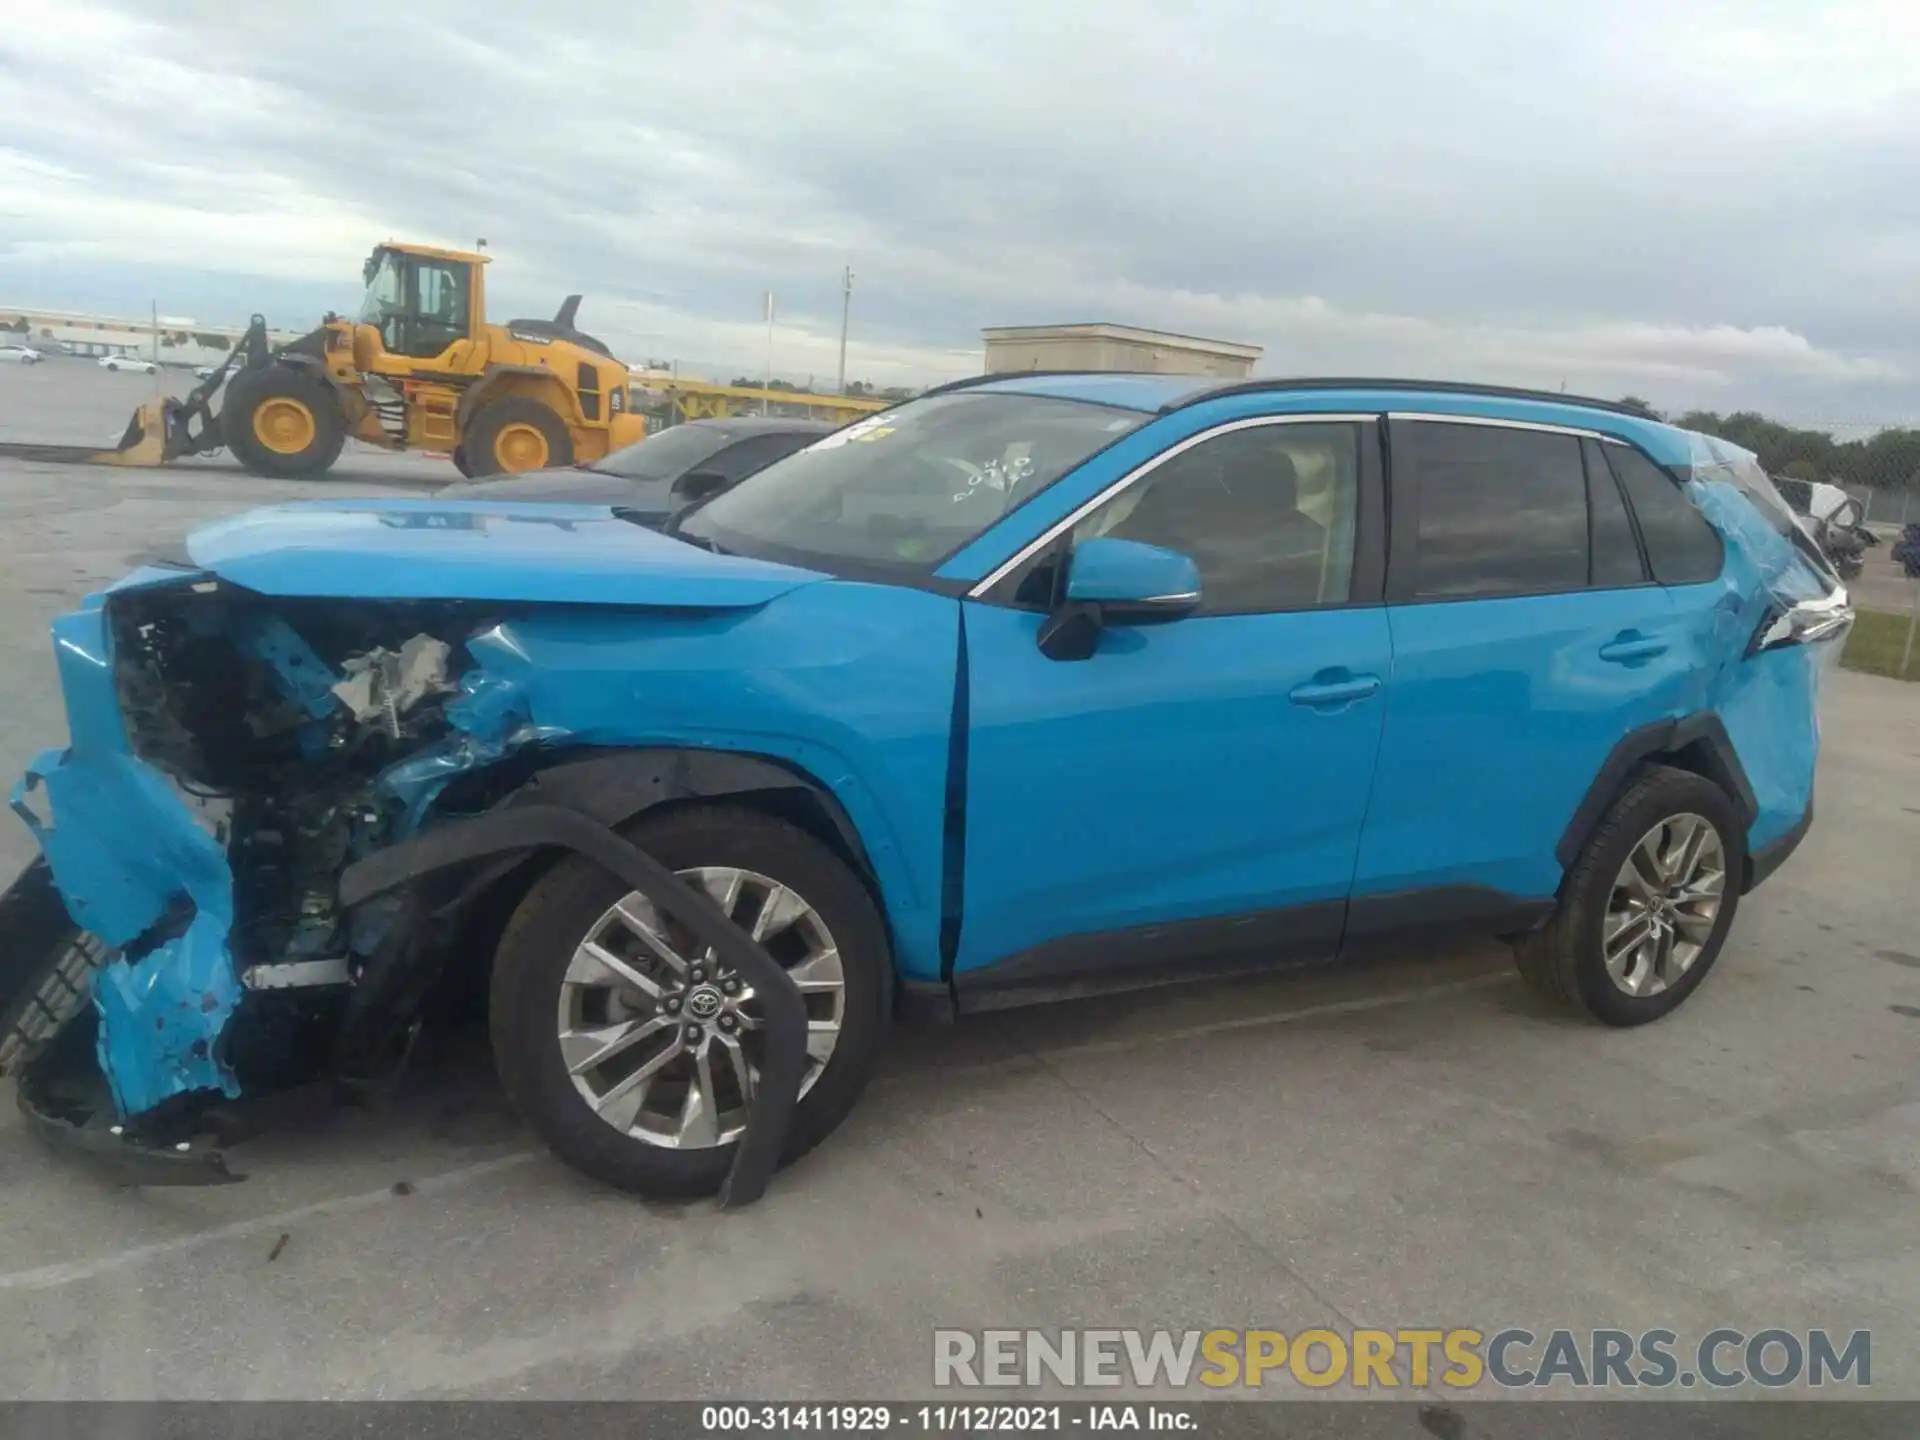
top-left (1677, 431), bottom-right (1844, 613)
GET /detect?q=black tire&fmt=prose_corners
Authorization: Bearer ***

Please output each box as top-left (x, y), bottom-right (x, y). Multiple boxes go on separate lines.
top-left (1514, 765), bottom-right (1744, 1026)
top-left (489, 805), bottom-right (891, 1199)
top-left (464, 397), bottom-right (574, 477)
top-left (221, 366), bottom-right (347, 477)
top-left (450, 444), bottom-right (474, 478)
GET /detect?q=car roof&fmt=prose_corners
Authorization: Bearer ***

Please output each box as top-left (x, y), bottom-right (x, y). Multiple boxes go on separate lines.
top-left (943, 371), bottom-right (1653, 418)
top-left (928, 371), bottom-right (1724, 467)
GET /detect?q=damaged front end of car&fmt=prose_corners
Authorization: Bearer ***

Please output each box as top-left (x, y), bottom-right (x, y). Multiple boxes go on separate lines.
top-left (2, 529), bottom-right (811, 1204)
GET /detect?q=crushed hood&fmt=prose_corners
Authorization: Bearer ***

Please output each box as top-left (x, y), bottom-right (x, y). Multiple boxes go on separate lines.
top-left (184, 499), bottom-right (824, 607)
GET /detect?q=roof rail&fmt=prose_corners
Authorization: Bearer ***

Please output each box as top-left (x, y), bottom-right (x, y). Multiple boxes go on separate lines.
top-left (1160, 376), bottom-right (1653, 418)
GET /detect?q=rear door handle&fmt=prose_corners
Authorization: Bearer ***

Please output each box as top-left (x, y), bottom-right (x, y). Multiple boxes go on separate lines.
top-left (1288, 673), bottom-right (1381, 708)
top-left (1599, 635), bottom-right (1668, 664)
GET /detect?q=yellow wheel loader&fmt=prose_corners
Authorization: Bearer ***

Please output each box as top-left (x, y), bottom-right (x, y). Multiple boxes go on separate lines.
top-left (2, 243), bottom-right (646, 479)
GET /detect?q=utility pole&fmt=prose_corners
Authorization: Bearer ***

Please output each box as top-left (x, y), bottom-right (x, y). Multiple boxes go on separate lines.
top-left (150, 299), bottom-right (159, 367)
top-left (763, 291), bottom-right (776, 416)
top-left (837, 265), bottom-right (853, 394)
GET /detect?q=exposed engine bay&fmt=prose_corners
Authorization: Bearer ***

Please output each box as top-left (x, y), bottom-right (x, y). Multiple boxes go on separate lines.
top-left (4, 579), bottom-right (553, 1156)
top-left (114, 585), bottom-right (472, 988)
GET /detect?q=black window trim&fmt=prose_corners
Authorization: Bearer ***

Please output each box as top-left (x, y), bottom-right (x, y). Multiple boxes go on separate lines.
top-left (1385, 411), bottom-right (1612, 605)
top-left (1597, 436), bottom-right (1727, 585)
top-left (1580, 435), bottom-right (1655, 590)
top-left (967, 412), bottom-right (1388, 617)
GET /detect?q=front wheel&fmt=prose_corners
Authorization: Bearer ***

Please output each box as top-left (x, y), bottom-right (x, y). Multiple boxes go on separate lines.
top-left (1514, 765), bottom-right (1744, 1025)
top-left (489, 806), bottom-right (891, 1199)
top-left (221, 366), bottom-right (348, 478)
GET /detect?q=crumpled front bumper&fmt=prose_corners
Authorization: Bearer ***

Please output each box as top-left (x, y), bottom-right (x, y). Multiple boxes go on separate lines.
top-left (8, 585), bottom-right (244, 1121)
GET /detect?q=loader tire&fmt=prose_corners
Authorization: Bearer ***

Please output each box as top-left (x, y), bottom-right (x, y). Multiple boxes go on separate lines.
top-left (222, 367), bottom-right (347, 478)
top-left (466, 398), bottom-right (574, 477)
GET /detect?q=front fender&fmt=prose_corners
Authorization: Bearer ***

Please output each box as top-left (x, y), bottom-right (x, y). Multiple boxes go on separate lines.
top-left (499, 747), bottom-right (875, 878)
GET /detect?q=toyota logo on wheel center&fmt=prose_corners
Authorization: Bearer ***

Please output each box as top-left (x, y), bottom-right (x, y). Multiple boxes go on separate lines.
top-left (684, 985), bottom-right (725, 1021)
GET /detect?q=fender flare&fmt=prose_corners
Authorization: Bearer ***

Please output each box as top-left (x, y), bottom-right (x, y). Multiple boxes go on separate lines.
top-left (1555, 713), bottom-right (1760, 872)
top-left (496, 747), bottom-right (877, 880)
top-left (338, 804), bottom-right (805, 1208)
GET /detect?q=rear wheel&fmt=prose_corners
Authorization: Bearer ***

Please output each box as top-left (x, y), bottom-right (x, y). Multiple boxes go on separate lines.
top-left (1514, 766), bottom-right (1743, 1025)
top-left (465, 397), bottom-right (573, 477)
top-left (222, 367), bottom-right (347, 478)
top-left (489, 806), bottom-right (890, 1199)
top-left (450, 444), bottom-right (475, 478)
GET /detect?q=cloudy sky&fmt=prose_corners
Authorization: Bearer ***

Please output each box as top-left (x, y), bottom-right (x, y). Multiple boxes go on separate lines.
top-left (3, 0), bottom-right (1916, 422)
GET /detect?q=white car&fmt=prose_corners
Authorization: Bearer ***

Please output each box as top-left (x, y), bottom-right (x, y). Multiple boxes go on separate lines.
top-left (0, 343), bottom-right (42, 365)
top-left (99, 354), bottom-right (158, 374)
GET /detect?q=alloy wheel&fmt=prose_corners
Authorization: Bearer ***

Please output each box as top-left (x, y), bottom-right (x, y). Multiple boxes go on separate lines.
top-left (1602, 812), bottom-right (1727, 998)
top-left (556, 867), bottom-right (846, 1149)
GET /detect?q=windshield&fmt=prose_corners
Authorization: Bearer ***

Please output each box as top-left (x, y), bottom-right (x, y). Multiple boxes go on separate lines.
top-left (355, 249), bottom-right (405, 325)
top-left (590, 423), bottom-right (731, 480)
top-left (677, 392), bottom-right (1145, 570)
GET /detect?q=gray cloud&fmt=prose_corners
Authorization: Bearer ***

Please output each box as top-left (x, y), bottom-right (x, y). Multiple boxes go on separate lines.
top-left (2, 0), bottom-right (1915, 419)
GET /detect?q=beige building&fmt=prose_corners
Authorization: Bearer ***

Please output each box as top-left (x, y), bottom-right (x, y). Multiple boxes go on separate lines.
top-left (981, 322), bottom-right (1262, 378)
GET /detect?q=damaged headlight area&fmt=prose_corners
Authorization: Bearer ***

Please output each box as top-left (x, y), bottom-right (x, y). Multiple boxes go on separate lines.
top-left (2, 575), bottom-right (557, 1176)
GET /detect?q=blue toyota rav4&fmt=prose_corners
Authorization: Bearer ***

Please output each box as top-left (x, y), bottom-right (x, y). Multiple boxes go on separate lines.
top-left (0, 375), bottom-right (1849, 1202)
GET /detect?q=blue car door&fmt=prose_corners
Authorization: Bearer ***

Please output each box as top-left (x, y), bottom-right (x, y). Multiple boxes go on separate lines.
top-left (1350, 414), bottom-right (1700, 922)
top-left (952, 413), bottom-right (1392, 1000)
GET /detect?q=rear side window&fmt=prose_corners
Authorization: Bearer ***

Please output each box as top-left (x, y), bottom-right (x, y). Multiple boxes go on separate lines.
top-left (1406, 421), bottom-right (1588, 598)
top-left (1583, 438), bottom-right (1648, 587)
top-left (1604, 443), bottom-right (1724, 584)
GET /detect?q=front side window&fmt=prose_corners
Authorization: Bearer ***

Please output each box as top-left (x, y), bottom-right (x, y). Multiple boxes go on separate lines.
top-left (1407, 421), bottom-right (1588, 599)
top-left (404, 260), bottom-right (470, 357)
top-left (706, 432), bottom-right (822, 482)
top-left (678, 394), bottom-right (1145, 572)
top-left (1073, 421), bottom-right (1359, 612)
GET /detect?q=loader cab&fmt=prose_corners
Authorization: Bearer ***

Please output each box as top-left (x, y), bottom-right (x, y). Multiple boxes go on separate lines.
top-left (355, 244), bottom-right (487, 362)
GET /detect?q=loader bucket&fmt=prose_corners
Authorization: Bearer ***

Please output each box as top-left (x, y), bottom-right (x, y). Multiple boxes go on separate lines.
top-left (0, 397), bottom-right (177, 468)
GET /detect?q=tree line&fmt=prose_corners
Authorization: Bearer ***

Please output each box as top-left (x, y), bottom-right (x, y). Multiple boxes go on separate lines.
top-left (1617, 397), bottom-right (1920, 492)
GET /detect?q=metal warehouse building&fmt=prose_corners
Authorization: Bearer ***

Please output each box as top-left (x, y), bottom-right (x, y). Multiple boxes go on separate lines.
top-left (981, 322), bottom-right (1262, 377)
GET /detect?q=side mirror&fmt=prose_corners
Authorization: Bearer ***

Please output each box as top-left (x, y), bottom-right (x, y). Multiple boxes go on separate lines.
top-left (670, 469), bottom-right (732, 508)
top-left (1038, 538), bottom-right (1201, 661)
top-left (1065, 537), bottom-right (1201, 619)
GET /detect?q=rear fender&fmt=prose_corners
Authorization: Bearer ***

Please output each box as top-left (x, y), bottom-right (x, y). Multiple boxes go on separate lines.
top-left (457, 368), bottom-right (583, 431)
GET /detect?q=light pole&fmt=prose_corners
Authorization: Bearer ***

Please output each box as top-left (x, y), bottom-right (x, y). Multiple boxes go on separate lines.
top-left (762, 291), bottom-right (776, 416)
top-left (837, 266), bottom-right (853, 394)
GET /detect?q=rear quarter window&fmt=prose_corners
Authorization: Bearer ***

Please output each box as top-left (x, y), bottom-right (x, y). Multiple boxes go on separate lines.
top-left (1603, 443), bottom-right (1724, 584)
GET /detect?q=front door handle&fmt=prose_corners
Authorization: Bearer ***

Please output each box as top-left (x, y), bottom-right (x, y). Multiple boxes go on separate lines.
top-left (1288, 673), bottom-right (1381, 708)
top-left (1599, 633), bottom-right (1669, 664)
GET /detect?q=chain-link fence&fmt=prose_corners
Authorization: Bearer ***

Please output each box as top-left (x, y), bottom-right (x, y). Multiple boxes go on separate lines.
top-left (1849, 484), bottom-right (1917, 527)
top-left (1657, 410), bottom-right (1920, 529)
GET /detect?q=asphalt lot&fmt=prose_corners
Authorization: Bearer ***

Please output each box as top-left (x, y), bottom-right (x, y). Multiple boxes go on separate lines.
top-left (0, 363), bottom-right (1915, 1405)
